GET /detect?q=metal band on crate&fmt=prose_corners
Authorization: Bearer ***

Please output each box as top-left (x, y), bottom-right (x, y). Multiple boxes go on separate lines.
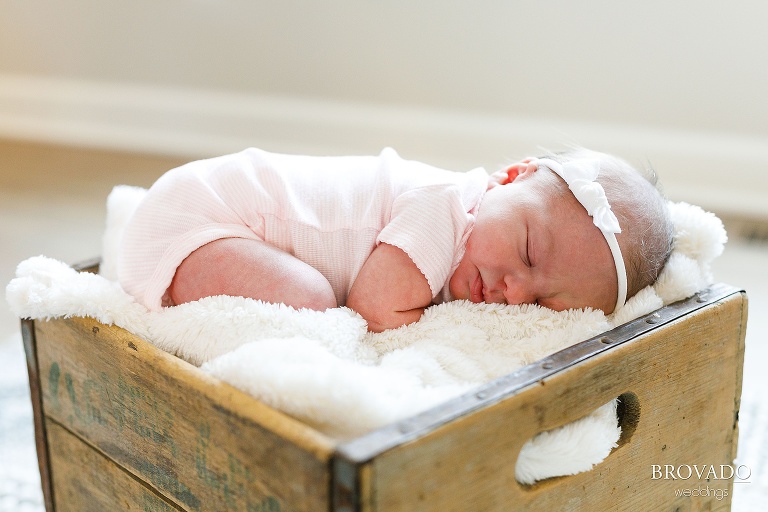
top-left (535, 158), bottom-right (627, 312)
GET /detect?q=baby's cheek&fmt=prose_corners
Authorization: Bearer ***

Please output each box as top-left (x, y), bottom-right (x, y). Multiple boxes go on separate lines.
top-left (448, 267), bottom-right (467, 300)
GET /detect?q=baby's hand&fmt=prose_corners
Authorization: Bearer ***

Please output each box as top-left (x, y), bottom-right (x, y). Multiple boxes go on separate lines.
top-left (346, 243), bottom-right (432, 332)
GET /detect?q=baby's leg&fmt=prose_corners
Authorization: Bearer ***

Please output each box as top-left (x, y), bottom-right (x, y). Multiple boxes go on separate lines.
top-left (168, 237), bottom-right (337, 311)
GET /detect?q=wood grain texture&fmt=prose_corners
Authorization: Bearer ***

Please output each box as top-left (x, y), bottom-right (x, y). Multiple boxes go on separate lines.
top-left (47, 421), bottom-right (183, 512)
top-left (24, 284), bottom-right (746, 512)
top-left (362, 292), bottom-right (746, 511)
top-left (20, 319), bottom-right (55, 512)
top-left (35, 316), bottom-right (336, 512)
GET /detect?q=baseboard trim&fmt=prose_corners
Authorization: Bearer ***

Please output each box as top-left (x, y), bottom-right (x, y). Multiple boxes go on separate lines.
top-left (1, 73), bottom-right (766, 218)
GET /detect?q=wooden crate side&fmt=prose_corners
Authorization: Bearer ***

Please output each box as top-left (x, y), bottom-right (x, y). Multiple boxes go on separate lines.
top-left (20, 319), bottom-right (55, 512)
top-left (730, 288), bottom-right (748, 464)
top-left (35, 316), bottom-right (336, 512)
top-left (47, 421), bottom-right (184, 512)
top-left (364, 292), bottom-right (746, 511)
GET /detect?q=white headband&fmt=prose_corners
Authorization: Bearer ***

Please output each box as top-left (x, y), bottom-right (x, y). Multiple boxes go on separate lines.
top-left (534, 158), bottom-right (627, 312)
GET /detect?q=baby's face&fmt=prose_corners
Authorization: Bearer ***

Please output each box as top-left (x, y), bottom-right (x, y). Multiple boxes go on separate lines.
top-left (449, 162), bottom-right (618, 313)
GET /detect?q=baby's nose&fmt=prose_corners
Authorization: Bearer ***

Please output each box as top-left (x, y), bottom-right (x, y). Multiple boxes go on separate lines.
top-left (502, 275), bottom-right (536, 306)
top-left (481, 277), bottom-right (508, 304)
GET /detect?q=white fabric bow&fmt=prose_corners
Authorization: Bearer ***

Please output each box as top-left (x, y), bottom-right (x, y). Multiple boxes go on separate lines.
top-left (534, 158), bottom-right (627, 312)
top-left (538, 158), bottom-right (621, 234)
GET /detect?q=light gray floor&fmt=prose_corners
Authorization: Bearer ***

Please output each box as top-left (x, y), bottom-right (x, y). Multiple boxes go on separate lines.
top-left (1, 141), bottom-right (766, 510)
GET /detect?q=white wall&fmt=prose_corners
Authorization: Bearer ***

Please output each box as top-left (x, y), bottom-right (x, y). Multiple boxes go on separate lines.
top-left (1, 1), bottom-right (766, 217)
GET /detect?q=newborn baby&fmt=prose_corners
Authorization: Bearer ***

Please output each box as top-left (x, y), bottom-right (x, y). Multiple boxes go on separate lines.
top-left (118, 147), bottom-right (673, 332)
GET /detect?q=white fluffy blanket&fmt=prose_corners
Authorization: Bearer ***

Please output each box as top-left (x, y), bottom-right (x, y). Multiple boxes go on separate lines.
top-left (5, 186), bottom-right (726, 484)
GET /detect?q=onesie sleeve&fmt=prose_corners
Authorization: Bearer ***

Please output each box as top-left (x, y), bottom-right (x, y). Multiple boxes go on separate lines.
top-left (377, 182), bottom-right (481, 298)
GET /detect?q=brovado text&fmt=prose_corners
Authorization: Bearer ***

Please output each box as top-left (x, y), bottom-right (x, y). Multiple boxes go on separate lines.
top-left (652, 464), bottom-right (751, 481)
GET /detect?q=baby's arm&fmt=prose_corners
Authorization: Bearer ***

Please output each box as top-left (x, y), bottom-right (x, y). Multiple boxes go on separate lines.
top-left (346, 243), bottom-right (432, 333)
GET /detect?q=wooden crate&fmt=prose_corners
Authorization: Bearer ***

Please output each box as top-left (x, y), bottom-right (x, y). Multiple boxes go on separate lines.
top-left (21, 262), bottom-right (747, 511)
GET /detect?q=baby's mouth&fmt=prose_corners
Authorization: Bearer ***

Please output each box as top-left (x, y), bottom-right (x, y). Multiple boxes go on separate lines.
top-left (470, 273), bottom-right (484, 303)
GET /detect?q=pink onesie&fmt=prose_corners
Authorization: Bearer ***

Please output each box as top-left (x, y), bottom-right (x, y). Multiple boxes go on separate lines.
top-left (118, 147), bottom-right (488, 310)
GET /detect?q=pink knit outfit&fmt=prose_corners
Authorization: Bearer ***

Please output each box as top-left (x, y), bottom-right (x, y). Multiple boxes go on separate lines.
top-left (118, 147), bottom-right (488, 310)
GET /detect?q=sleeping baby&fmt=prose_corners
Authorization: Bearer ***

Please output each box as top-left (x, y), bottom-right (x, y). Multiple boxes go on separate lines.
top-left (118, 146), bottom-right (674, 332)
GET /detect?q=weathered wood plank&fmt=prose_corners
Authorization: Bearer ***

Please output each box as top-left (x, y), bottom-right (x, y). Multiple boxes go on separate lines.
top-left (47, 420), bottom-right (183, 512)
top-left (24, 271), bottom-right (746, 511)
top-left (21, 319), bottom-right (55, 512)
top-left (364, 292), bottom-right (746, 511)
top-left (36, 316), bottom-right (336, 512)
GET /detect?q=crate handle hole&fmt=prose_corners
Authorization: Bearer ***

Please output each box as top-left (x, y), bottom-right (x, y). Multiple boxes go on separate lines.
top-left (616, 391), bottom-right (641, 446)
top-left (516, 393), bottom-right (642, 488)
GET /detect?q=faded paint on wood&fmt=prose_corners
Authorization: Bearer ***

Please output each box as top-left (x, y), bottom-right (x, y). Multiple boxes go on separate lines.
top-left (364, 292), bottom-right (746, 511)
top-left (24, 283), bottom-right (746, 512)
top-left (48, 420), bottom-right (183, 512)
top-left (36, 316), bottom-right (335, 512)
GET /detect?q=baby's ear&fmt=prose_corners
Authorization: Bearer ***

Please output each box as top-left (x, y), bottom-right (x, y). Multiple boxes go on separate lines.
top-left (489, 159), bottom-right (537, 188)
top-left (487, 169), bottom-right (511, 189)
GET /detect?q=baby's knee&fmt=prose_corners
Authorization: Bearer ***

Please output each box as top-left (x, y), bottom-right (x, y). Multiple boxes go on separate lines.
top-left (292, 275), bottom-right (338, 311)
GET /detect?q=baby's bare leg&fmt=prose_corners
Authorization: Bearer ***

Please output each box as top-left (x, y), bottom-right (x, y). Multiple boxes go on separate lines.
top-left (168, 237), bottom-right (337, 311)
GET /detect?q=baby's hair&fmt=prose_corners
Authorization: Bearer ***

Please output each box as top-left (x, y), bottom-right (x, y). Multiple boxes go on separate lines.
top-left (538, 147), bottom-right (674, 301)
